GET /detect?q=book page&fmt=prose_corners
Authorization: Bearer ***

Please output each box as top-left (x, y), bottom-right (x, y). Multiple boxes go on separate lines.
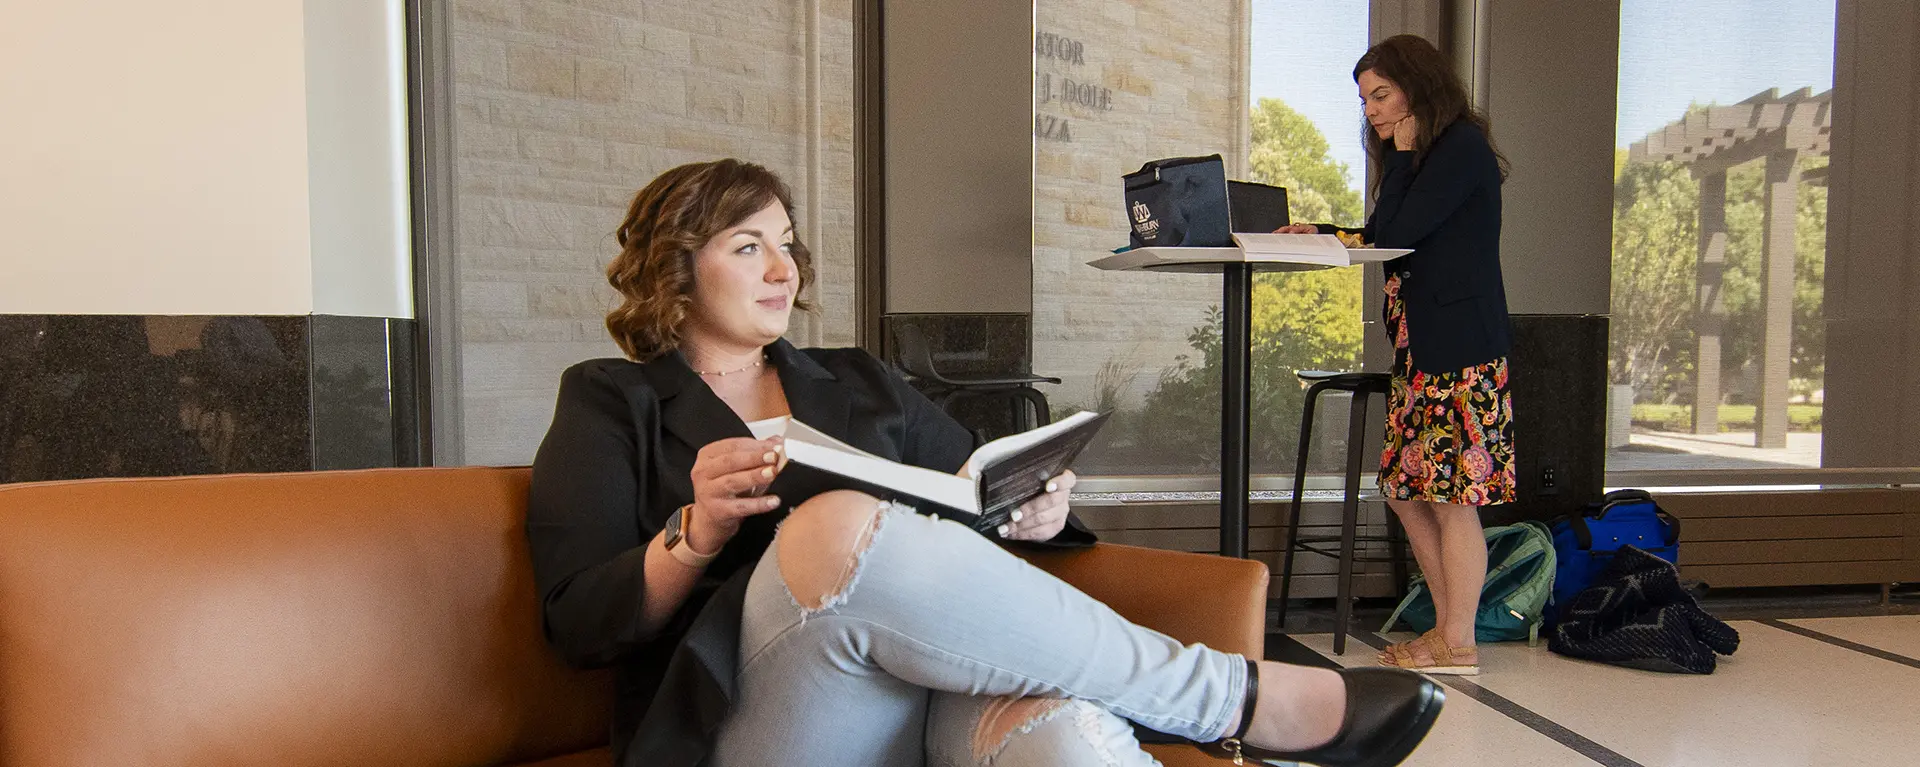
top-left (1229, 232), bottom-right (1351, 265)
top-left (745, 416), bottom-right (787, 441)
top-left (748, 416), bottom-right (878, 458)
top-left (746, 416), bottom-right (982, 514)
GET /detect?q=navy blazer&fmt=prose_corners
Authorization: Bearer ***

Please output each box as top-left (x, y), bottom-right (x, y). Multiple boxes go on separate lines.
top-left (525, 339), bottom-right (1094, 766)
top-left (1320, 120), bottom-right (1511, 373)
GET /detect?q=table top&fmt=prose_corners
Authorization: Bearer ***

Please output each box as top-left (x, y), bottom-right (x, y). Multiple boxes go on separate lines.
top-left (1087, 245), bottom-right (1411, 274)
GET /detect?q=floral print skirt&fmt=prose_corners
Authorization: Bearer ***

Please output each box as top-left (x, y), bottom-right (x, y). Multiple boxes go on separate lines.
top-left (1379, 275), bottom-right (1517, 506)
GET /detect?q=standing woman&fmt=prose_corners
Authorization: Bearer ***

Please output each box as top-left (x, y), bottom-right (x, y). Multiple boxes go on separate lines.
top-left (1277, 34), bottom-right (1514, 674)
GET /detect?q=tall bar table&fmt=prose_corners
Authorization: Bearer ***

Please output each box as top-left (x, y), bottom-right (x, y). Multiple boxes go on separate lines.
top-left (1089, 245), bottom-right (1405, 558)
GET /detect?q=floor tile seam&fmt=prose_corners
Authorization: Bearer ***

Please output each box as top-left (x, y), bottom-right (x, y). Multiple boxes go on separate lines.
top-left (1755, 618), bottom-right (1920, 671)
top-left (1347, 631), bottom-right (1650, 767)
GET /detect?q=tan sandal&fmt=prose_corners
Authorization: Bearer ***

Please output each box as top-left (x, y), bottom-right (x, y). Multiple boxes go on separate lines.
top-left (1378, 632), bottom-right (1480, 676)
top-left (1376, 629), bottom-right (1436, 664)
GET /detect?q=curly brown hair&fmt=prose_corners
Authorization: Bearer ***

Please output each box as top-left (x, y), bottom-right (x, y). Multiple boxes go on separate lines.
top-left (604, 159), bottom-right (814, 361)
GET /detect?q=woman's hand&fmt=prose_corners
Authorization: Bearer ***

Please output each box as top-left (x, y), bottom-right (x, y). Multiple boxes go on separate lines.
top-left (1392, 114), bottom-right (1419, 151)
top-left (999, 471), bottom-right (1077, 541)
top-left (1273, 223), bottom-right (1320, 234)
top-left (685, 436), bottom-right (787, 552)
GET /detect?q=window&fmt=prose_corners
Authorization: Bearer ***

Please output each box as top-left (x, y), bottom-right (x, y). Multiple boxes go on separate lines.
top-left (1607, 0), bottom-right (1836, 475)
top-left (1032, 0), bottom-right (1371, 477)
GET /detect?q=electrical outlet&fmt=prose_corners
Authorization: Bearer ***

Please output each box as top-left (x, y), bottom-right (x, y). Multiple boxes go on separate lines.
top-left (1539, 464), bottom-right (1560, 496)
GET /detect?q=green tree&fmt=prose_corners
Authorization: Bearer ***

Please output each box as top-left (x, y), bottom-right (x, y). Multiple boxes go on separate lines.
top-left (1136, 98), bottom-right (1369, 472)
top-left (1609, 159), bottom-right (1699, 397)
top-left (1248, 97), bottom-right (1365, 225)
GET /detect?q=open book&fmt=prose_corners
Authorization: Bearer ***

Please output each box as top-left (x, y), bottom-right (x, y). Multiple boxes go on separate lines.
top-left (1228, 232), bottom-right (1410, 266)
top-left (746, 411), bottom-right (1110, 534)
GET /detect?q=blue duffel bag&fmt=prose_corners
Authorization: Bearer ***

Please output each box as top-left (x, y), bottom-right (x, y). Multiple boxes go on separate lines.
top-left (1548, 489), bottom-right (1680, 622)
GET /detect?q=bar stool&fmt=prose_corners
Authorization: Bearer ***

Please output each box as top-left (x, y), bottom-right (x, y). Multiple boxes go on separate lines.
top-left (1275, 370), bottom-right (1411, 655)
top-left (892, 325), bottom-right (1061, 431)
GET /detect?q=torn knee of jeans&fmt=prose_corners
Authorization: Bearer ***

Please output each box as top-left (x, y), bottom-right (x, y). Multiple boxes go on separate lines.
top-left (971, 697), bottom-right (1072, 762)
top-left (972, 698), bottom-right (1124, 766)
top-left (779, 495), bottom-right (889, 614)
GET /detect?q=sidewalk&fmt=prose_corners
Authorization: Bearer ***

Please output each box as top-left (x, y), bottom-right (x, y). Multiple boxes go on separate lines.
top-left (1606, 429), bottom-right (1822, 471)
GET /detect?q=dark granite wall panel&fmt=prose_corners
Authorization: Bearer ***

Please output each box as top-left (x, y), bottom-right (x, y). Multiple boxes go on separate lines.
top-left (0, 315), bottom-right (420, 484)
top-left (1487, 314), bottom-right (1611, 527)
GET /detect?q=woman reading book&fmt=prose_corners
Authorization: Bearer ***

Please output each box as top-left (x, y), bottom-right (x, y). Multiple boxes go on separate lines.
top-left (526, 159), bottom-right (1442, 767)
top-left (1276, 34), bottom-right (1517, 675)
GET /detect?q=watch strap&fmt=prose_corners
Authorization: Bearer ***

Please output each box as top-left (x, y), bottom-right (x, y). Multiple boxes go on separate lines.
top-left (665, 504), bottom-right (721, 568)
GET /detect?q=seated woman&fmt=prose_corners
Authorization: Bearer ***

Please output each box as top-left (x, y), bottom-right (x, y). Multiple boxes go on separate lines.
top-left (526, 158), bottom-right (1444, 767)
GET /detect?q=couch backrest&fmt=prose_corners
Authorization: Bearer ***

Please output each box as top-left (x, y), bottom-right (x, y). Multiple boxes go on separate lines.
top-left (0, 467), bottom-right (612, 767)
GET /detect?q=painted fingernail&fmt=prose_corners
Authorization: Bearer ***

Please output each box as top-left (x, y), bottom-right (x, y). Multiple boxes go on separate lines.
top-left (1010, 510), bottom-right (1024, 523)
top-left (1045, 481), bottom-right (1059, 494)
top-left (763, 451), bottom-right (777, 463)
top-left (761, 467), bottom-right (774, 479)
top-left (997, 524), bottom-right (1010, 537)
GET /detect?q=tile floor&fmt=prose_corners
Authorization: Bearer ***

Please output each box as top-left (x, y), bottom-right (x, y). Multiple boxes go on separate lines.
top-left (1272, 613), bottom-right (1920, 767)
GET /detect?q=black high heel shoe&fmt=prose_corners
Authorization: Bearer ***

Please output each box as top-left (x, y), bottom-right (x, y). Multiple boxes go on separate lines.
top-left (1206, 660), bottom-right (1445, 767)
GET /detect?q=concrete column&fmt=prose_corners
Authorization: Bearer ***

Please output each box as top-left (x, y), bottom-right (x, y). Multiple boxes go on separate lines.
top-left (1693, 170), bottom-right (1729, 435)
top-left (883, 0), bottom-right (1032, 314)
top-left (1756, 150), bottom-right (1800, 448)
top-left (1823, 0), bottom-right (1920, 470)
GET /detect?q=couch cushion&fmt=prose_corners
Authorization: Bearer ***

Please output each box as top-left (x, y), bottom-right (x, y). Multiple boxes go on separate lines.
top-left (1015, 543), bottom-right (1269, 658)
top-left (0, 468), bottom-right (610, 767)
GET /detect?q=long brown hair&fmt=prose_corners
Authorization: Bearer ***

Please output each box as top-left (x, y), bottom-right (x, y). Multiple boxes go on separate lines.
top-left (604, 159), bottom-right (814, 361)
top-left (1354, 34), bottom-right (1509, 195)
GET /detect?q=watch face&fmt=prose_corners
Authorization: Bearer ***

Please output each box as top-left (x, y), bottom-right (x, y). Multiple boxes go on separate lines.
top-left (663, 509), bottom-right (684, 549)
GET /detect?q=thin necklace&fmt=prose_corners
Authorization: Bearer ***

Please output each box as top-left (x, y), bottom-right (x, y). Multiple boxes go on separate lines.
top-left (692, 354), bottom-right (768, 377)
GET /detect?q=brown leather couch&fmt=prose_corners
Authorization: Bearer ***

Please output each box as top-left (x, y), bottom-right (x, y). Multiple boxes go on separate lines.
top-left (0, 468), bottom-right (1267, 766)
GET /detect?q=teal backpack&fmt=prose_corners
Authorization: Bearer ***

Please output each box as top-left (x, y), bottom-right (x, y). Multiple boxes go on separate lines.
top-left (1381, 521), bottom-right (1558, 645)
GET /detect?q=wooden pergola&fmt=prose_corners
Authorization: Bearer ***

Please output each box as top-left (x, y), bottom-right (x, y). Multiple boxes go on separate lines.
top-left (1627, 87), bottom-right (1832, 448)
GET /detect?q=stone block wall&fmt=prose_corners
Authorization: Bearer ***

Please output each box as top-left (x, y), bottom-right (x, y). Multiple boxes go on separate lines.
top-left (450, 0), bottom-right (855, 464)
top-left (1031, 0), bottom-right (1245, 417)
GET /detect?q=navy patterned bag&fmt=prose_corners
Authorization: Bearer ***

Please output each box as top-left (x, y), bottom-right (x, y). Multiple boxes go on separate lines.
top-left (1549, 545), bottom-right (1739, 674)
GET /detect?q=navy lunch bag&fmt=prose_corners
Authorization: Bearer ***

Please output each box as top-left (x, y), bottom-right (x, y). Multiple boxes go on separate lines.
top-left (1122, 155), bottom-right (1233, 248)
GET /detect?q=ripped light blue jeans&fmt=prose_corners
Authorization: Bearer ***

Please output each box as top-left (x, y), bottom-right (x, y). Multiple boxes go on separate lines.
top-left (708, 499), bottom-right (1249, 766)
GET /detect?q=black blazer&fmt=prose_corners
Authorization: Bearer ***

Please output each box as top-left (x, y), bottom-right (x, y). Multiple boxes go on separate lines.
top-left (1319, 120), bottom-right (1511, 373)
top-left (525, 339), bottom-right (1093, 766)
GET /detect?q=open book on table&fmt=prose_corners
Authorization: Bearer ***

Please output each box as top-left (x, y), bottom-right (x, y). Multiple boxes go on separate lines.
top-left (1228, 232), bottom-right (1410, 266)
top-left (746, 411), bottom-right (1110, 534)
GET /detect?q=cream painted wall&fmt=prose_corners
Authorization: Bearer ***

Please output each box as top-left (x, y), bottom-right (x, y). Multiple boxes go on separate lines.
top-left (0, 0), bottom-right (412, 318)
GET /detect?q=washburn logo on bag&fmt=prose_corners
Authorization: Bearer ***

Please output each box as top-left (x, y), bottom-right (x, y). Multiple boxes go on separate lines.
top-left (1131, 200), bottom-right (1159, 240)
